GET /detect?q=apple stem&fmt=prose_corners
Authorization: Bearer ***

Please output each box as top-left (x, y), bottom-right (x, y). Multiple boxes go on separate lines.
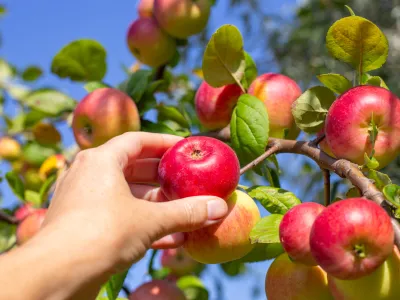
top-left (148, 249), bottom-right (158, 278)
top-left (353, 244), bottom-right (366, 258)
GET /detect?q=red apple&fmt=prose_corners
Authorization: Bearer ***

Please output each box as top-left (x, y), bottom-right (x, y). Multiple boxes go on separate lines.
top-left (265, 253), bottom-right (333, 300)
top-left (158, 136), bottom-right (240, 200)
top-left (16, 209), bottom-right (47, 245)
top-left (138, 0), bottom-right (154, 17)
top-left (14, 204), bottom-right (36, 222)
top-left (129, 280), bottom-right (186, 300)
top-left (153, 0), bottom-right (211, 39)
top-left (72, 88), bottom-right (140, 149)
top-left (194, 81), bottom-right (243, 130)
top-left (325, 85), bottom-right (400, 168)
top-left (248, 73), bottom-right (302, 139)
top-left (328, 246), bottom-right (400, 300)
top-left (184, 190), bottom-right (260, 264)
top-left (0, 137), bottom-right (21, 161)
top-left (161, 247), bottom-right (199, 276)
top-left (127, 17), bottom-right (176, 68)
top-left (310, 198), bottom-right (394, 280)
top-left (279, 202), bottom-right (325, 266)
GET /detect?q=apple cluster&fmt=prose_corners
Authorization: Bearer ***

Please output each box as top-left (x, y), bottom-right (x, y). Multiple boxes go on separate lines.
top-left (266, 198), bottom-right (397, 299)
top-left (127, 0), bottom-right (211, 68)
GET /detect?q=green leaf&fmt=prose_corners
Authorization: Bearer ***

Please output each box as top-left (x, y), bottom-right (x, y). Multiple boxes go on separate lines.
top-left (345, 5), bottom-right (356, 16)
top-left (363, 74), bottom-right (389, 89)
top-left (364, 153), bottom-right (379, 170)
top-left (51, 39), bottom-right (107, 82)
top-left (0, 5), bottom-right (6, 17)
top-left (250, 214), bottom-right (283, 244)
top-left (125, 70), bottom-right (153, 102)
top-left (24, 110), bottom-right (52, 128)
top-left (367, 170), bottom-right (392, 191)
top-left (23, 142), bottom-right (57, 167)
top-left (5, 83), bottom-right (30, 100)
top-left (0, 222), bottom-right (16, 253)
top-left (230, 94), bottom-right (269, 166)
top-left (6, 113), bottom-right (26, 134)
top-left (326, 16), bottom-right (388, 73)
top-left (0, 59), bottom-right (15, 81)
top-left (21, 66), bottom-right (43, 82)
top-left (24, 190), bottom-right (41, 207)
top-left (104, 271), bottom-right (128, 300)
top-left (237, 243), bottom-right (284, 263)
top-left (220, 260), bottom-right (246, 277)
top-left (39, 174), bottom-right (57, 203)
top-left (202, 24), bottom-right (245, 89)
top-left (247, 186), bottom-right (301, 214)
top-left (316, 73), bottom-right (352, 94)
top-left (383, 184), bottom-right (400, 208)
top-left (157, 104), bottom-right (190, 128)
top-left (241, 52), bottom-right (258, 90)
top-left (291, 86), bottom-right (336, 134)
top-left (5, 171), bottom-right (25, 201)
top-left (176, 276), bottom-right (209, 300)
top-left (23, 89), bottom-right (76, 116)
top-left (141, 120), bottom-right (189, 137)
top-left (84, 81), bottom-right (110, 93)
top-left (345, 187), bottom-right (361, 198)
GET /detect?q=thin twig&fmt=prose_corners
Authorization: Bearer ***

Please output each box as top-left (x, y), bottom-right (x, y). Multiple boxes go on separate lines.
top-left (323, 169), bottom-right (331, 206)
top-left (240, 143), bottom-right (280, 175)
top-left (0, 210), bottom-right (18, 225)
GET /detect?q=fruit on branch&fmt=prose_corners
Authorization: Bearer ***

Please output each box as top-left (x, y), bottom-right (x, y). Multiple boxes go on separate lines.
top-left (328, 246), bottom-right (400, 300)
top-left (184, 190), bottom-right (260, 264)
top-left (32, 122), bottom-right (61, 146)
top-left (310, 198), bottom-right (394, 280)
top-left (72, 88), bottom-right (140, 149)
top-left (138, 0), bottom-right (154, 17)
top-left (14, 204), bottom-right (36, 222)
top-left (0, 137), bottom-right (21, 161)
top-left (325, 86), bottom-right (400, 168)
top-left (23, 169), bottom-right (43, 191)
top-left (16, 208), bottom-right (47, 245)
top-left (158, 136), bottom-right (240, 200)
top-left (129, 280), bottom-right (186, 300)
top-left (161, 247), bottom-right (200, 276)
top-left (248, 73), bottom-right (302, 139)
top-left (265, 253), bottom-right (333, 300)
top-left (154, 0), bottom-right (211, 39)
top-left (39, 154), bottom-right (67, 180)
top-left (279, 202), bottom-right (325, 266)
top-left (127, 17), bottom-right (176, 67)
top-left (317, 129), bottom-right (335, 157)
top-left (194, 81), bottom-right (243, 130)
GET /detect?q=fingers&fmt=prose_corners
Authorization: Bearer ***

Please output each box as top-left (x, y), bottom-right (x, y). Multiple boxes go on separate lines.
top-left (99, 132), bottom-right (183, 169)
top-left (124, 158), bottom-right (160, 183)
top-left (151, 233), bottom-right (185, 249)
top-left (130, 184), bottom-right (168, 202)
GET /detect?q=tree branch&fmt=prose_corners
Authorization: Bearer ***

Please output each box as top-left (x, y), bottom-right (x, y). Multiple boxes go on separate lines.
top-left (240, 142), bottom-right (280, 175)
top-left (323, 169), bottom-right (331, 206)
top-left (0, 210), bottom-right (18, 225)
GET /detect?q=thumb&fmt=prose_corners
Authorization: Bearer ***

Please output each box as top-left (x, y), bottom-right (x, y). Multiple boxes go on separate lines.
top-left (154, 196), bottom-right (228, 235)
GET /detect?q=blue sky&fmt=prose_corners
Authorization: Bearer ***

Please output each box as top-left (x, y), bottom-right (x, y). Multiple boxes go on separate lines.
top-left (1, 0), bottom-right (302, 298)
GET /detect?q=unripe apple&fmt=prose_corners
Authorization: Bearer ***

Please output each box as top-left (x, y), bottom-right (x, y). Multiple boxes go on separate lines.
top-left (325, 86), bottom-right (400, 168)
top-left (328, 246), bottom-right (400, 300)
top-left (32, 122), bottom-right (61, 145)
top-left (310, 198), bottom-right (394, 280)
top-left (194, 81), bottom-right (243, 130)
top-left (161, 247), bottom-right (199, 276)
top-left (72, 88), bottom-right (140, 149)
top-left (0, 137), bottom-right (21, 161)
top-left (16, 208), bottom-right (47, 245)
top-left (248, 73), bottom-right (302, 139)
top-left (14, 203), bottom-right (36, 222)
top-left (279, 202), bottom-right (325, 266)
top-left (127, 17), bottom-right (176, 68)
top-left (23, 168), bottom-right (43, 191)
top-left (138, 0), bottom-right (154, 17)
top-left (184, 190), bottom-right (260, 264)
top-left (265, 253), bottom-right (333, 300)
top-left (39, 154), bottom-right (67, 180)
top-left (153, 0), bottom-right (211, 39)
top-left (129, 280), bottom-right (186, 300)
top-left (158, 136), bottom-right (240, 200)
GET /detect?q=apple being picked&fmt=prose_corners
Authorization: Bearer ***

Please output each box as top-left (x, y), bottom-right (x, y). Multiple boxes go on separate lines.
top-left (248, 73), bottom-right (302, 139)
top-left (72, 88), bottom-right (140, 149)
top-left (16, 209), bottom-right (47, 245)
top-left (279, 202), bottom-right (325, 266)
top-left (310, 198), bottom-right (394, 280)
top-left (158, 136), bottom-right (240, 200)
top-left (127, 17), bottom-right (176, 68)
top-left (195, 81), bottom-right (243, 130)
top-left (129, 280), bottom-right (186, 300)
top-left (161, 247), bottom-right (200, 276)
top-left (325, 85), bottom-right (400, 168)
top-left (138, 0), bottom-right (154, 17)
top-left (265, 253), bottom-right (333, 300)
top-left (154, 0), bottom-right (211, 39)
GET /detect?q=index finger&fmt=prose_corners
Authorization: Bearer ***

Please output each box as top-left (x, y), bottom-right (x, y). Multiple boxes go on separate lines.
top-left (99, 132), bottom-right (183, 169)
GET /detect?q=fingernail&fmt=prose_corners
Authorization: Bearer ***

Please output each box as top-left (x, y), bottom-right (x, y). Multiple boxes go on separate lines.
top-left (207, 199), bottom-right (228, 221)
